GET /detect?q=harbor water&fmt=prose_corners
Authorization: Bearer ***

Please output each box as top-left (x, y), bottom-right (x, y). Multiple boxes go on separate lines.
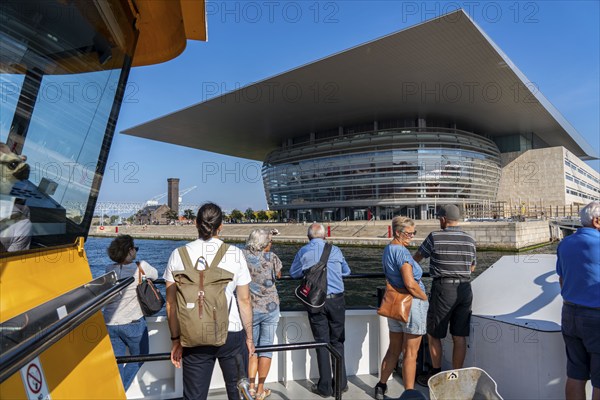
top-left (85, 237), bottom-right (558, 311)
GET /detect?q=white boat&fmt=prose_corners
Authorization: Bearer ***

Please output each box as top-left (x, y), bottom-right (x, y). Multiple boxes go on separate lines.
top-left (0, 2), bottom-right (592, 399)
top-left (120, 254), bottom-right (592, 399)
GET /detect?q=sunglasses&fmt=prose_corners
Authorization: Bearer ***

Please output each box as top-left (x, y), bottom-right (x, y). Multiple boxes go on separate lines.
top-left (133, 246), bottom-right (139, 251)
top-left (402, 231), bottom-right (417, 236)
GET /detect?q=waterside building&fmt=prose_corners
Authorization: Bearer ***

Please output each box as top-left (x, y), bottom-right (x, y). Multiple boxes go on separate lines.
top-left (124, 10), bottom-right (599, 221)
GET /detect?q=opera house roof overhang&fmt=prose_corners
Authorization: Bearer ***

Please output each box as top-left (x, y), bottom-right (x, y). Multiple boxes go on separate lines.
top-left (123, 9), bottom-right (598, 162)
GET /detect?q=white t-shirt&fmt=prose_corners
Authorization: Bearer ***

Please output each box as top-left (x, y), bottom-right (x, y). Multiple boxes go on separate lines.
top-left (164, 238), bottom-right (251, 332)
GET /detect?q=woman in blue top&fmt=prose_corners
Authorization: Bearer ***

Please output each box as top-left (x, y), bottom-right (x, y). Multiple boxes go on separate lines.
top-left (374, 216), bottom-right (429, 399)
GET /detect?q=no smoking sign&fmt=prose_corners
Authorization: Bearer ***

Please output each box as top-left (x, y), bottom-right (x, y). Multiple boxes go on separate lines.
top-left (20, 357), bottom-right (50, 399)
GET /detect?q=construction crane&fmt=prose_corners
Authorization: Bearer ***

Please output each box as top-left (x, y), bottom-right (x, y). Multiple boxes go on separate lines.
top-left (145, 192), bottom-right (167, 206)
top-left (145, 186), bottom-right (197, 206)
top-left (178, 186), bottom-right (197, 203)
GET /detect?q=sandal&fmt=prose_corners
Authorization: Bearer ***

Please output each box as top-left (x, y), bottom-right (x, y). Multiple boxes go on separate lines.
top-left (249, 388), bottom-right (256, 398)
top-left (255, 388), bottom-right (271, 400)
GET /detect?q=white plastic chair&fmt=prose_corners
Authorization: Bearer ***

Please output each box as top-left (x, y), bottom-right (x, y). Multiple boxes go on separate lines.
top-left (428, 367), bottom-right (503, 400)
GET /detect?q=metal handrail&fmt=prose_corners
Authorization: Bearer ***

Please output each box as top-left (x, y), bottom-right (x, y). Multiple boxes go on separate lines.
top-left (331, 216), bottom-right (350, 231)
top-left (153, 271), bottom-right (430, 286)
top-left (117, 341), bottom-right (345, 400)
top-left (0, 275), bottom-right (134, 384)
top-left (118, 273), bottom-right (434, 399)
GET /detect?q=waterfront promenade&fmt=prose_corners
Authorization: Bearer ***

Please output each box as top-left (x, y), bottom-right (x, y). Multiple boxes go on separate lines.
top-left (90, 219), bottom-right (554, 250)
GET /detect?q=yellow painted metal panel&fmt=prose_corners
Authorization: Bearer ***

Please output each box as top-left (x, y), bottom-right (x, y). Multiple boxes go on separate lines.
top-left (0, 244), bottom-right (92, 323)
top-left (41, 313), bottom-right (125, 399)
top-left (0, 373), bottom-right (27, 400)
top-left (0, 242), bottom-right (125, 398)
top-left (0, 314), bottom-right (125, 399)
top-left (181, 0), bottom-right (207, 41)
top-left (132, 0), bottom-right (207, 67)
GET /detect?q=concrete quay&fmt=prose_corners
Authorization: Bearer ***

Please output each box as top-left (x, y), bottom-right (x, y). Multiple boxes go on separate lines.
top-left (90, 219), bottom-right (553, 250)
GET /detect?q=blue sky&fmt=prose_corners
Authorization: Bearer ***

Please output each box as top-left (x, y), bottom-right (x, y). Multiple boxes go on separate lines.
top-left (99, 0), bottom-right (600, 211)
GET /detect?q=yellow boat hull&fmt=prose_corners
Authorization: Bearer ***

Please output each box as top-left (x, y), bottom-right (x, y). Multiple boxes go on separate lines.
top-left (0, 240), bottom-right (125, 399)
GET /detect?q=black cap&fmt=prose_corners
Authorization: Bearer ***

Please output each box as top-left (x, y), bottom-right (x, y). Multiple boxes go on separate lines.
top-left (436, 204), bottom-right (461, 220)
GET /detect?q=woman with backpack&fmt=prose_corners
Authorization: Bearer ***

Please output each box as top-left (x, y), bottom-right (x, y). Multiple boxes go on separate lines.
top-left (104, 235), bottom-right (158, 390)
top-left (243, 229), bottom-right (283, 400)
top-left (164, 203), bottom-right (254, 400)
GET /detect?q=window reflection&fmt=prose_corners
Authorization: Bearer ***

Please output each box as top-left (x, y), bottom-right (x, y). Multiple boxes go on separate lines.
top-left (1, 0), bottom-right (134, 252)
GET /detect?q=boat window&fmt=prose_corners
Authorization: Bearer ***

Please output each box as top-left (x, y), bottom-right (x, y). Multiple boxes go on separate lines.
top-left (1, 0), bottom-right (135, 252)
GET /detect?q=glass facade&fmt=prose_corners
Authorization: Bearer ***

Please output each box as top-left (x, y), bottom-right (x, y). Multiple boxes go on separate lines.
top-left (262, 127), bottom-right (501, 220)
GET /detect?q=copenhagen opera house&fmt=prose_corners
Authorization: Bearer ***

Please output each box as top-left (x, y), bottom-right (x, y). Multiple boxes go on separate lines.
top-left (125, 10), bottom-right (599, 221)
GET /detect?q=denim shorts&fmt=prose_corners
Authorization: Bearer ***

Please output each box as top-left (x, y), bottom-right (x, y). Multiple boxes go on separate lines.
top-left (252, 308), bottom-right (280, 358)
top-left (388, 298), bottom-right (428, 336)
top-left (562, 303), bottom-right (600, 387)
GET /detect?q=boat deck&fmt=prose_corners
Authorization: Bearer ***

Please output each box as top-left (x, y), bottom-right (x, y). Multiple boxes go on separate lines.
top-left (208, 374), bottom-right (430, 399)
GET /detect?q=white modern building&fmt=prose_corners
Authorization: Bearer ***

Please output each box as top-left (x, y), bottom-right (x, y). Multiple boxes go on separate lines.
top-left (125, 10), bottom-right (599, 220)
top-left (498, 147), bottom-right (600, 208)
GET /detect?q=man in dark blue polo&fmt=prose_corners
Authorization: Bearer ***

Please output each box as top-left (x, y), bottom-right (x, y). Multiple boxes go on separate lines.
top-left (413, 204), bottom-right (476, 386)
top-left (556, 201), bottom-right (600, 400)
top-left (290, 223), bottom-right (351, 397)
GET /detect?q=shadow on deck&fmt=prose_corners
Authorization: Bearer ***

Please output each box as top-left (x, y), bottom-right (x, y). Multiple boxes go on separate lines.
top-left (207, 374), bottom-right (430, 399)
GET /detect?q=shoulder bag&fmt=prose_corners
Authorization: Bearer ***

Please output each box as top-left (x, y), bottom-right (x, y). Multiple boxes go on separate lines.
top-left (377, 281), bottom-right (412, 323)
top-left (136, 262), bottom-right (165, 316)
top-left (295, 243), bottom-right (332, 311)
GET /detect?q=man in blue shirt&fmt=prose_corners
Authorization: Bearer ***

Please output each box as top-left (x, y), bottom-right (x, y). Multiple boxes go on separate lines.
top-left (556, 201), bottom-right (600, 400)
top-left (290, 223), bottom-right (351, 397)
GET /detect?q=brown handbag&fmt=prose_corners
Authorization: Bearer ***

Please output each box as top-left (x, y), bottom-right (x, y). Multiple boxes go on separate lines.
top-left (377, 281), bottom-right (413, 323)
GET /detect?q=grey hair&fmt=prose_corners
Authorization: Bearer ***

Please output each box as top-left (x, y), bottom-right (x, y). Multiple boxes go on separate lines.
top-left (391, 216), bottom-right (415, 237)
top-left (580, 201), bottom-right (600, 227)
top-left (245, 228), bottom-right (272, 252)
top-left (307, 223), bottom-right (325, 239)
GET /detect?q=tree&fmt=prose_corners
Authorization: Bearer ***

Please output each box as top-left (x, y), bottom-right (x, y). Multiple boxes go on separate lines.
top-left (183, 209), bottom-right (196, 221)
top-left (245, 208), bottom-right (255, 221)
top-left (266, 210), bottom-right (278, 221)
top-left (230, 209), bottom-right (244, 222)
top-left (72, 215), bottom-right (82, 224)
top-left (110, 215), bottom-right (119, 224)
top-left (165, 209), bottom-right (179, 224)
top-left (256, 210), bottom-right (269, 221)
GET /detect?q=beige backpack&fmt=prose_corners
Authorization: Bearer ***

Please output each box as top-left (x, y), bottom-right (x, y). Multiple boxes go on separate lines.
top-left (174, 244), bottom-right (234, 347)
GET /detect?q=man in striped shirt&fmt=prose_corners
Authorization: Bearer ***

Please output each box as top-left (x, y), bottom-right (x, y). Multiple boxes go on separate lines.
top-left (413, 204), bottom-right (476, 386)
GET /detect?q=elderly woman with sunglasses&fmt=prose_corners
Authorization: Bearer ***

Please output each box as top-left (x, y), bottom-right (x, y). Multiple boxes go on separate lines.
top-left (242, 229), bottom-right (283, 400)
top-left (104, 235), bottom-right (158, 390)
top-left (374, 217), bottom-right (428, 399)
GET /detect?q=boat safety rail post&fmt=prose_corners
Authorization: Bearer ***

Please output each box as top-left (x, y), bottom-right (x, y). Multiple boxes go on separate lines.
top-left (117, 341), bottom-right (346, 400)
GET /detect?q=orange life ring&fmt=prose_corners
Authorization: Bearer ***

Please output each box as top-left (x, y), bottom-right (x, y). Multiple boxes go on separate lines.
top-left (99, 226), bottom-right (105, 230)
